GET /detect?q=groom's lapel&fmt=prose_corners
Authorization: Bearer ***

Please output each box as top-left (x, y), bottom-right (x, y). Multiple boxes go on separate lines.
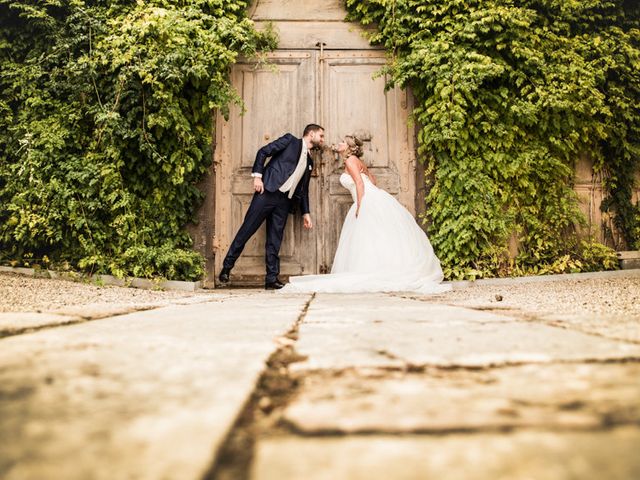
top-left (295, 138), bottom-right (303, 161)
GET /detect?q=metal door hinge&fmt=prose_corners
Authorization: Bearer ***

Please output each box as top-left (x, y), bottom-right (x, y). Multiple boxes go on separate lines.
top-left (316, 42), bottom-right (326, 62)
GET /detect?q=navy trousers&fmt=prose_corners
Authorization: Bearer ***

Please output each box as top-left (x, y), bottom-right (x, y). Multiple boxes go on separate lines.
top-left (223, 190), bottom-right (291, 283)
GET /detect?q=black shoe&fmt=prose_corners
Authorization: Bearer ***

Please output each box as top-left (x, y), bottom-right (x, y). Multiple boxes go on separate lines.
top-left (218, 267), bottom-right (231, 284)
top-left (265, 279), bottom-right (285, 290)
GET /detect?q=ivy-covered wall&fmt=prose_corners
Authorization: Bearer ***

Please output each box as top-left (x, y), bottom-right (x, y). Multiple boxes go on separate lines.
top-left (346, 0), bottom-right (639, 279)
top-left (0, 0), bottom-right (275, 280)
top-left (2, 0), bottom-right (638, 282)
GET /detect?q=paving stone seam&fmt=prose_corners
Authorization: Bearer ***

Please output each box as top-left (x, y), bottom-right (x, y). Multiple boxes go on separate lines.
top-left (275, 422), bottom-right (640, 438)
top-left (203, 293), bottom-right (316, 480)
top-left (0, 316), bottom-right (85, 339)
top-left (291, 356), bottom-right (640, 376)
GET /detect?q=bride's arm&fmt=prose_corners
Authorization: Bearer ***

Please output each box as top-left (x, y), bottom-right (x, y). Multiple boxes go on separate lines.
top-left (345, 155), bottom-right (365, 217)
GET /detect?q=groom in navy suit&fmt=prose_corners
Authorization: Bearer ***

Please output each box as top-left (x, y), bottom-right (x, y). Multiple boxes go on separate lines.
top-left (218, 124), bottom-right (325, 289)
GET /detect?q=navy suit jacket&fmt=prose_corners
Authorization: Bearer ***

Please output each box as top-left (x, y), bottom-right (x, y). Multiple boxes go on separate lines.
top-left (252, 133), bottom-right (313, 215)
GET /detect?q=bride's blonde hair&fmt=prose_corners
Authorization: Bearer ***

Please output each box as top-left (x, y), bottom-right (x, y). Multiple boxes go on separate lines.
top-left (343, 135), bottom-right (364, 159)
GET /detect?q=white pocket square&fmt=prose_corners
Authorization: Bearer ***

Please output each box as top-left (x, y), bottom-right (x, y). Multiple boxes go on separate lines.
top-left (309, 165), bottom-right (313, 171)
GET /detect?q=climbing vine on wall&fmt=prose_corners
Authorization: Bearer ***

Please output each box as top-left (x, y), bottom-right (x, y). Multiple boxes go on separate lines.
top-left (346, 0), bottom-right (639, 279)
top-left (0, 0), bottom-right (275, 280)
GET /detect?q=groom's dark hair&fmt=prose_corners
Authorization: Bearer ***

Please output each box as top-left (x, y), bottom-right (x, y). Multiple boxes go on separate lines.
top-left (303, 124), bottom-right (324, 136)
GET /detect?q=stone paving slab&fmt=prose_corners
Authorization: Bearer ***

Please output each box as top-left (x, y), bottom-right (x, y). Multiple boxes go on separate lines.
top-left (0, 312), bottom-right (82, 337)
top-left (299, 293), bottom-right (513, 324)
top-left (0, 297), bottom-right (229, 337)
top-left (293, 294), bottom-right (640, 371)
top-left (0, 293), bottom-right (311, 480)
top-left (282, 363), bottom-right (640, 434)
top-left (252, 428), bottom-right (640, 480)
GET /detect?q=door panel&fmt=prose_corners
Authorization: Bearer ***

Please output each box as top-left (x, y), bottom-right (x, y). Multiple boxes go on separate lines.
top-left (214, 52), bottom-right (317, 284)
top-left (319, 51), bottom-right (416, 272)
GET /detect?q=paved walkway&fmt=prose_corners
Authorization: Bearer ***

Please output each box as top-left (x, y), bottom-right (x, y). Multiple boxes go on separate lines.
top-left (1, 273), bottom-right (639, 479)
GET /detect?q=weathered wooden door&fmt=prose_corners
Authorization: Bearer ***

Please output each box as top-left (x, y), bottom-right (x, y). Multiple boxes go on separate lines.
top-left (317, 50), bottom-right (416, 273)
top-left (213, 49), bottom-right (415, 285)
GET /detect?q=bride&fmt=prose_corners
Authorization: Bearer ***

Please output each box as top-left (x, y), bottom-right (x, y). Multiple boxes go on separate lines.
top-left (282, 135), bottom-right (449, 294)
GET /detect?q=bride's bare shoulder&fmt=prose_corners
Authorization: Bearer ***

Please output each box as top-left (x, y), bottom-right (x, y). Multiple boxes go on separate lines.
top-left (344, 156), bottom-right (364, 181)
top-left (345, 155), bottom-right (365, 171)
top-left (345, 155), bottom-right (360, 169)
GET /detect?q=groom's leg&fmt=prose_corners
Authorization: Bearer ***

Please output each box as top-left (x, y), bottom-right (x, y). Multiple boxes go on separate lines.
top-left (223, 192), bottom-right (273, 270)
top-left (265, 193), bottom-right (291, 283)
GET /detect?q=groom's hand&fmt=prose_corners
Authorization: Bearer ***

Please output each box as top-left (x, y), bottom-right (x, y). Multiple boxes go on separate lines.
top-left (303, 214), bottom-right (313, 229)
top-left (253, 177), bottom-right (264, 194)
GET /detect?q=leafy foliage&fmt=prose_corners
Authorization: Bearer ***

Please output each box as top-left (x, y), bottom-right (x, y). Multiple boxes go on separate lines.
top-left (0, 0), bottom-right (275, 280)
top-left (347, 0), bottom-right (640, 279)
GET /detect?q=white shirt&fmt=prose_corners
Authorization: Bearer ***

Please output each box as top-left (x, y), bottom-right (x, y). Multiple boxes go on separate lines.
top-left (279, 142), bottom-right (309, 198)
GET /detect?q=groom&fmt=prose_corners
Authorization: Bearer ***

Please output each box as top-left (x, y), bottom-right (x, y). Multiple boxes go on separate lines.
top-left (218, 124), bottom-right (325, 289)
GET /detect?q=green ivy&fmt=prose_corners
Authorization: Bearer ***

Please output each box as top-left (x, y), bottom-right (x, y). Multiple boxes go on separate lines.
top-left (346, 0), bottom-right (640, 279)
top-left (0, 0), bottom-right (276, 281)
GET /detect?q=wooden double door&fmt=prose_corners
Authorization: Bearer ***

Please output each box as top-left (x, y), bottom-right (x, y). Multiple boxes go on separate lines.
top-left (213, 49), bottom-right (416, 285)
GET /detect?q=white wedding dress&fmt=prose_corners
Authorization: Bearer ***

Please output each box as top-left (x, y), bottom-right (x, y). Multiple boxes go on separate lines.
top-left (282, 172), bottom-right (450, 294)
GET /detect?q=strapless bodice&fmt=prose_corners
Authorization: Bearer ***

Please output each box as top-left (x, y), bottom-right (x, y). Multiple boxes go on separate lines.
top-left (339, 172), bottom-right (373, 202)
